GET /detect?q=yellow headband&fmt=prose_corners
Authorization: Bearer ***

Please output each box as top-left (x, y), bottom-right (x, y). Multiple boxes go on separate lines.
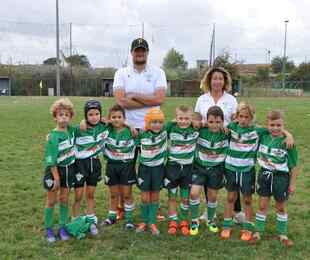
top-left (144, 108), bottom-right (165, 130)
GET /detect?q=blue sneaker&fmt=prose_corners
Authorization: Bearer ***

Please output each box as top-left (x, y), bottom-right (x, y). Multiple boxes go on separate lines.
top-left (46, 228), bottom-right (56, 243)
top-left (90, 223), bottom-right (98, 236)
top-left (58, 227), bottom-right (70, 241)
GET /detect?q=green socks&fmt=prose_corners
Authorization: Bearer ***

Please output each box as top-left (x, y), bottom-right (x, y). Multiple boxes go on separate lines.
top-left (59, 204), bottom-right (69, 227)
top-left (44, 207), bottom-right (54, 229)
top-left (189, 199), bottom-right (200, 222)
top-left (124, 203), bottom-right (135, 223)
top-left (149, 203), bottom-right (159, 225)
top-left (255, 213), bottom-right (266, 233)
top-left (223, 218), bottom-right (233, 229)
top-left (140, 203), bottom-right (149, 224)
top-left (207, 201), bottom-right (217, 222)
top-left (276, 213), bottom-right (288, 235)
top-left (180, 202), bottom-right (189, 221)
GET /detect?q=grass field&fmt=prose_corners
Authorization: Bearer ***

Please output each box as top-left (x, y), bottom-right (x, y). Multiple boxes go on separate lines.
top-left (0, 96), bottom-right (309, 260)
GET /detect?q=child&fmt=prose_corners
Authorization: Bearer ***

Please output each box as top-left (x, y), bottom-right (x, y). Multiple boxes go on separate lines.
top-left (250, 111), bottom-right (298, 247)
top-left (165, 106), bottom-right (199, 236)
top-left (220, 102), bottom-right (293, 241)
top-left (189, 106), bottom-right (229, 235)
top-left (72, 100), bottom-right (109, 235)
top-left (43, 98), bottom-right (76, 243)
top-left (192, 112), bottom-right (203, 130)
top-left (135, 108), bottom-right (167, 235)
top-left (103, 104), bottom-right (137, 230)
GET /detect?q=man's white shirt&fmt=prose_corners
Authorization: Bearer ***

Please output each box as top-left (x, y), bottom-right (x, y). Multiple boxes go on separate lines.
top-left (113, 65), bottom-right (167, 129)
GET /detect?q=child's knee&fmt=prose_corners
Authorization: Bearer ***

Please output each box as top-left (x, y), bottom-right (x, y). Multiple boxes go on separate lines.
top-left (227, 194), bottom-right (237, 204)
top-left (86, 192), bottom-right (95, 201)
top-left (243, 196), bottom-right (252, 206)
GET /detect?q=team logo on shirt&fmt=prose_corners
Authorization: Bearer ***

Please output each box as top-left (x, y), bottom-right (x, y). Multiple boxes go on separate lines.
top-left (45, 179), bottom-right (54, 188)
top-left (138, 178), bottom-right (144, 185)
top-left (76, 173), bottom-right (83, 182)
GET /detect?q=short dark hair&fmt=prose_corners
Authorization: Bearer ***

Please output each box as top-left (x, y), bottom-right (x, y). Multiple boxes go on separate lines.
top-left (108, 104), bottom-right (126, 118)
top-left (207, 106), bottom-right (224, 121)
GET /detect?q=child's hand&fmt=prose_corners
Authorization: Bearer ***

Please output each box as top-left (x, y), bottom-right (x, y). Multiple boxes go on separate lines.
top-left (101, 117), bottom-right (109, 124)
top-left (222, 127), bottom-right (230, 135)
top-left (80, 119), bottom-right (87, 131)
top-left (130, 127), bottom-right (138, 137)
top-left (284, 135), bottom-right (294, 149)
top-left (288, 184), bottom-right (295, 195)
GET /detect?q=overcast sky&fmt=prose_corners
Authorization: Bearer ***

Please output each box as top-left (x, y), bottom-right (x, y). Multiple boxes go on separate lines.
top-left (0, 0), bottom-right (309, 68)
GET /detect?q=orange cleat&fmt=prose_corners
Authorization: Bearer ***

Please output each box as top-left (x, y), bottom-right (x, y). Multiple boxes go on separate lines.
top-left (240, 230), bottom-right (252, 241)
top-left (150, 224), bottom-right (160, 235)
top-left (179, 221), bottom-right (190, 236)
top-left (168, 221), bottom-right (178, 235)
top-left (220, 229), bottom-right (232, 240)
top-left (117, 206), bottom-right (124, 220)
top-left (135, 223), bottom-right (147, 233)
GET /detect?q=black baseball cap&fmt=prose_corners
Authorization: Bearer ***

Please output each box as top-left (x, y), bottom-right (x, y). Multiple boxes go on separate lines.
top-left (131, 38), bottom-right (149, 52)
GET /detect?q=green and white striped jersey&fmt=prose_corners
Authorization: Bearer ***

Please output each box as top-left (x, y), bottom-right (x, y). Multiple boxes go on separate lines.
top-left (257, 133), bottom-right (298, 172)
top-left (166, 122), bottom-right (199, 165)
top-left (136, 129), bottom-right (167, 167)
top-left (75, 123), bottom-right (109, 159)
top-left (195, 127), bottom-right (229, 167)
top-left (104, 126), bottom-right (136, 163)
top-left (44, 126), bottom-right (75, 167)
top-left (225, 122), bottom-right (268, 172)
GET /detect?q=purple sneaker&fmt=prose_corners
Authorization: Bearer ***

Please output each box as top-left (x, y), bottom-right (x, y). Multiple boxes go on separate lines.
top-left (46, 228), bottom-right (56, 243)
top-left (58, 227), bottom-right (70, 241)
top-left (90, 223), bottom-right (98, 236)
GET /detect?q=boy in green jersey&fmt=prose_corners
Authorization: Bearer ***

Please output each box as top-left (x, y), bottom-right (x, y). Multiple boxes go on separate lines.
top-left (72, 100), bottom-right (109, 236)
top-left (250, 111), bottom-right (298, 247)
top-left (43, 98), bottom-right (76, 243)
top-left (164, 106), bottom-right (199, 236)
top-left (221, 102), bottom-right (294, 241)
top-left (102, 105), bottom-right (137, 230)
top-left (135, 108), bottom-right (167, 235)
top-left (189, 106), bottom-right (228, 236)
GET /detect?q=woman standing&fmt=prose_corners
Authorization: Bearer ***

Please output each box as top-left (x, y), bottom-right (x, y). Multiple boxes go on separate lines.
top-left (194, 67), bottom-right (245, 224)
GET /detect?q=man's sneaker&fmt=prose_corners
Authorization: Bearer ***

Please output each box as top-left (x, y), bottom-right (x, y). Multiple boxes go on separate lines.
top-left (220, 229), bottom-right (232, 240)
top-left (101, 218), bottom-right (116, 226)
top-left (233, 211), bottom-right (246, 225)
top-left (117, 207), bottom-right (124, 220)
top-left (168, 221), bottom-right (178, 235)
top-left (58, 227), bottom-right (70, 241)
top-left (124, 222), bottom-right (135, 230)
top-left (136, 223), bottom-right (147, 233)
top-left (190, 221), bottom-right (199, 236)
top-left (179, 221), bottom-right (190, 236)
top-left (150, 224), bottom-right (160, 235)
top-left (240, 230), bottom-right (252, 241)
top-left (46, 228), bottom-right (56, 243)
top-left (207, 220), bottom-right (219, 233)
top-left (89, 223), bottom-right (98, 236)
top-left (278, 235), bottom-right (294, 247)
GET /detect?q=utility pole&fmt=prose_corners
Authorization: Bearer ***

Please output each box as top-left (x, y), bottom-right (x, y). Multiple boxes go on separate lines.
top-left (56, 0), bottom-right (61, 96)
top-left (282, 20), bottom-right (289, 90)
top-left (209, 24), bottom-right (215, 67)
top-left (142, 22), bottom-right (144, 38)
top-left (69, 22), bottom-right (72, 57)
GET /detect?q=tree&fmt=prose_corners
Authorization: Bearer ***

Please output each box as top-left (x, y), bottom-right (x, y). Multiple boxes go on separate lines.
top-left (271, 56), bottom-right (295, 74)
top-left (43, 57), bottom-right (57, 65)
top-left (288, 62), bottom-right (310, 81)
top-left (66, 54), bottom-right (91, 68)
top-left (162, 48), bottom-right (188, 71)
top-left (256, 67), bottom-right (270, 81)
top-left (213, 51), bottom-right (239, 79)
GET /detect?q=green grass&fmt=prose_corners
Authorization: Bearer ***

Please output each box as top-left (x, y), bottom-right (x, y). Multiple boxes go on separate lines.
top-left (0, 96), bottom-right (310, 260)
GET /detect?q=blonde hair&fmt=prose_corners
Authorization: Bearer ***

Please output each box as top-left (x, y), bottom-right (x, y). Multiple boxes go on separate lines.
top-left (236, 102), bottom-right (255, 121)
top-left (192, 112), bottom-right (203, 121)
top-left (200, 67), bottom-right (232, 93)
top-left (144, 107), bottom-right (165, 130)
top-left (50, 98), bottom-right (74, 118)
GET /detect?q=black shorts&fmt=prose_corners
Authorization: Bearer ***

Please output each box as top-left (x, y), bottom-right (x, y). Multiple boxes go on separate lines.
top-left (105, 161), bottom-right (136, 186)
top-left (257, 168), bottom-right (290, 202)
top-left (137, 164), bottom-right (165, 192)
top-left (191, 163), bottom-right (224, 190)
top-left (224, 168), bottom-right (256, 195)
top-left (164, 163), bottom-right (192, 190)
top-left (43, 163), bottom-right (76, 190)
top-left (75, 157), bottom-right (102, 188)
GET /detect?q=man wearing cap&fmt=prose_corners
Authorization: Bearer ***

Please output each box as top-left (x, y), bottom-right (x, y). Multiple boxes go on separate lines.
top-left (113, 38), bottom-right (167, 130)
top-left (113, 38), bottom-right (167, 222)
